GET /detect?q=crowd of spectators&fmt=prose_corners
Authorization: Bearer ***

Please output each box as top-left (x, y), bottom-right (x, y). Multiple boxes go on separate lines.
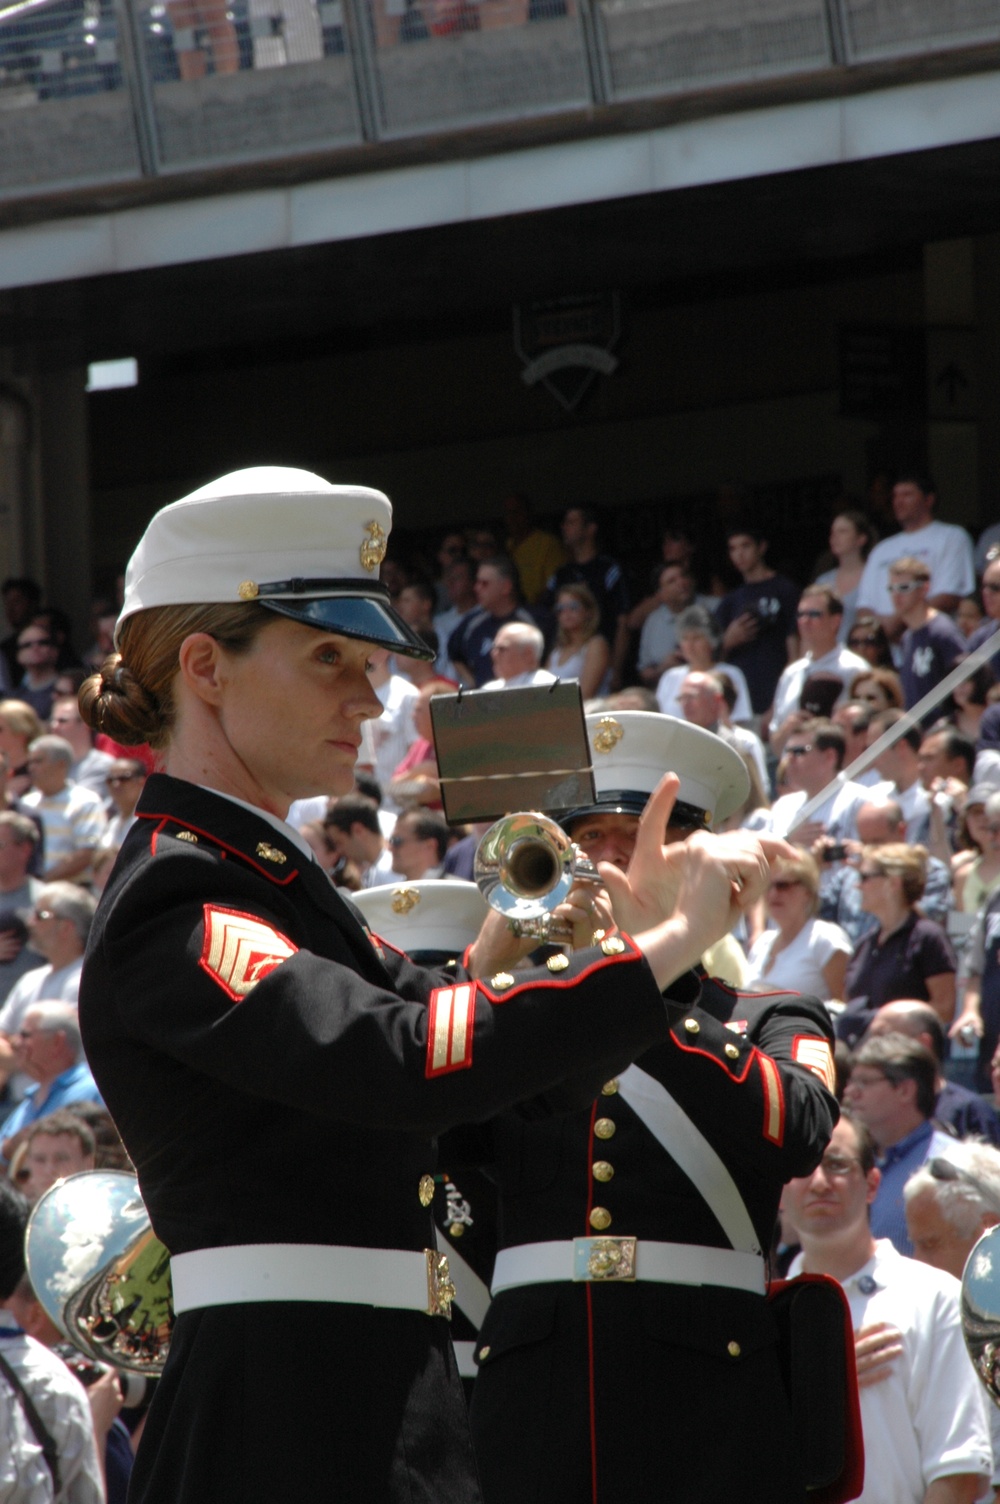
top-left (4, 473), bottom-right (1000, 1500)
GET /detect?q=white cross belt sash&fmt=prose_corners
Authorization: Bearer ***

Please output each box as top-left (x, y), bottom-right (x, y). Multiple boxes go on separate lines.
top-left (617, 1063), bottom-right (762, 1255)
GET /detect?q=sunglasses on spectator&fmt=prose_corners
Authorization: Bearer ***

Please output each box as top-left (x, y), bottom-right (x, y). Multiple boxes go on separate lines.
top-left (106, 774), bottom-right (142, 787)
top-left (18, 637), bottom-right (51, 649)
top-left (796, 609), bottom-right (825, 619)
top-left (785, 745), bottom-right (814, 757)
top-left (888, 579), bottom-right (928, 594)
top-left (768, 879), bottom-right (802, 892)
top-left (31, 908), bottom-right (59, 921)
top-left (849, 634), bottom-right (879, 646)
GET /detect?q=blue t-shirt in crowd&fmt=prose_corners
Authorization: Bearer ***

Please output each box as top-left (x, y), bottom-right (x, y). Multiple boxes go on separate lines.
top-left (713, 573), bottom-right (800, 714)
top-left (899, 612), bottom-right (967, 715)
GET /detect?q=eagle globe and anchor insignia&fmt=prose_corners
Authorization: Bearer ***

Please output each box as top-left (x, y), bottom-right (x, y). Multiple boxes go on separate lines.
top-left (593, 717), bottom-right (624, 755)
top-left (361, 521), bottom-right (388, 573)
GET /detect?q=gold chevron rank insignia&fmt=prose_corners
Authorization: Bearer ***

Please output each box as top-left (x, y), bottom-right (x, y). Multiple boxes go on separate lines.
top-left (792, 1036), bottom-right (836, 1092)
top-left (200, 905), bottom-right (298, 1001)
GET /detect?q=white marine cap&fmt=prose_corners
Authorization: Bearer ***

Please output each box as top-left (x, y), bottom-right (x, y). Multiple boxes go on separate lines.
top-left (116, 465), bottom-right (432, 659)
top-left (561, 711), bottom-right (750, 831)
top-left (351, 880), bottom-right (488, 961)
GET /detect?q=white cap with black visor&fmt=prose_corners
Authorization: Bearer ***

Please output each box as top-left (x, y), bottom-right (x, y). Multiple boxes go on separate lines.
top-left (560, 711), bottom-right (750, 833)
top-left (115, 466), bottom-right (433, 661)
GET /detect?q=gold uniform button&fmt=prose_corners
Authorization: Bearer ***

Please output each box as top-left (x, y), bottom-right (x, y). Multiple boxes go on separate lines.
top-left (601, 936), bottom-right (626, 956)
top-left (478, 1345), bottom-right (491, 1361)
top-left (727, 1341), bottom-right (741, 1358)
top-left (491, 972), bottom-right (515, 989)
top-left (449, 1222), bottom-right (465, 1238)
top-left (592, 1161), bottom-right (614, 1183)
top-left (589, 1206), bottom-right (612, 1231)
top-left (683, 1018), bottom-right (701, 1035)
top-left (601, 1079), bottom-right (619, 1096)
top-left (418, 1174), bottom-right (435, 1207)
top-left (594, 1118), bottom-right (616, 1141)
top-left (725, 1043), bottom-right (740, 1059)
top-left (546, 953), bottom-right (570, 972)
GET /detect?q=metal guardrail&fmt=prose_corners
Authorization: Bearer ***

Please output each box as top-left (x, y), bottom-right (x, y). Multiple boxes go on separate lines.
top-left (0, 0), bottom-right (997, 196)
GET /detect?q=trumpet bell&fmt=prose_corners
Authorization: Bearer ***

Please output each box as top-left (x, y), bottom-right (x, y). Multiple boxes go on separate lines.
top-left (26, 1170), bottom-right (172, 1376)
top-left (474, 811), bottom-right (599, 939)
top-left (961, 1224), bottom-right (1000, 1407)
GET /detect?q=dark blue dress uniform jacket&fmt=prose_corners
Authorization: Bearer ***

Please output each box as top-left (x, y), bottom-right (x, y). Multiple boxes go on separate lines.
top-left (79, 775), bottom-right (688, 1504)
top-left (468, 981), bottom-right (839, 1504)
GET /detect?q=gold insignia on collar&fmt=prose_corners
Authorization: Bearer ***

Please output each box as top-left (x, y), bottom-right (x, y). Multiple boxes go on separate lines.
top-left (360, 520), bottom-right (387, 573)
top-left (255, 841), bottom-right (287, 864)
top-left (593, 717), bottom-right (623, 754)
top-left (175, 830), bottom-right (198, 843)
top-left (238, 580), bottom-right (259, 600)
top-left (391, 887), bottom-right (420, 915)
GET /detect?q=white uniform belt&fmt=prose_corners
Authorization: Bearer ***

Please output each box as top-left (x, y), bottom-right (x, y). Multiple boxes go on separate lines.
top-left (491, 1238), bottom-right (765, 1295)
top-left (170, 1243), bottom-right (455, 1317)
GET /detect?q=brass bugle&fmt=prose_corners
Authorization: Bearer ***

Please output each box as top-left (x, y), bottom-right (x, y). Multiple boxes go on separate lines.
top-left (474, 811), bottom-right (601, 941)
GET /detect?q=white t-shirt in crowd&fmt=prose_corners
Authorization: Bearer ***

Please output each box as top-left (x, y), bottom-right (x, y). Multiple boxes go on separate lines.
top-left (656, 662), bottom-right (753, 724)
top-left (769, 645), bottom-right (869, 737)
top-left (745, 917), bottom-right (852, 1000)
top-left (857, 521), bottom-right (975, 618)
top-left (766, 780), bottom-right (870, 842)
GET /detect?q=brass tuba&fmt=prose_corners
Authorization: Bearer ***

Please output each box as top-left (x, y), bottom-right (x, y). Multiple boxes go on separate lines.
top-left (25, 1170), bottom-right (172, 1375)
top-left (474, 811), bottom-right (602, 941)
top-left (961, 1224), bottom-right (1000, 1407)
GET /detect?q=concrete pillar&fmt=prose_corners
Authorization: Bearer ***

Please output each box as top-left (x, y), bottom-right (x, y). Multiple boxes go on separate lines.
top-left (35, 368), bottom-right (93, 645)
top-left (974, 232), bottom-right (1000, 530)
top-left (923, 238), bottom-right (979, 529)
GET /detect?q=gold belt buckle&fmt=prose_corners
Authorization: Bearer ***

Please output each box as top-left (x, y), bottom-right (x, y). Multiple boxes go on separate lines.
top-left (425, 1249), bottom-right (456, 1318)
top-left (572, 1235), bottom-right (638, 1282)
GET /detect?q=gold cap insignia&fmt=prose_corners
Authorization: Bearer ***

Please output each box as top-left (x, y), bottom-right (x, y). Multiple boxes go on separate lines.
top-left (546, 953), bottom-right (570, 972)
top-left (593, 717), bottom-right (623, 754)
top-left (175, 830), bottom-right (198, 843)
top-left (360, 520), bottom-right (387, 573)
top-left (418, 1174), bottom-right (436, 1207)
top-left (391, 887), bottom-right (420, 915)
top-left (255, 842), bottom-right (287, 864)
top-left (238, 580), bottom-right (259, 600)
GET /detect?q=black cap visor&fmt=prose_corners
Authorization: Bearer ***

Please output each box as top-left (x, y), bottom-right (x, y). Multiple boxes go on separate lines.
top-left (561, 789), bottom-right (710, 833)
top-left (260, 593), bottom-right (434, 660)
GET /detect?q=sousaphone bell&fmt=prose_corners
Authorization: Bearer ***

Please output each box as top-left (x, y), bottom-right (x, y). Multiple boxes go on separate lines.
top-left (25, 1169), bottom-right (172, 1375)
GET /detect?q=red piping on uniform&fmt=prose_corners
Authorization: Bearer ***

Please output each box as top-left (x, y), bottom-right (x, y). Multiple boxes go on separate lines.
top-left (669, 1030), bottom-right (754, 1084)
top-left (480, 936), bottom-right (641, 1003)
top-left (585, 1099), bottom-right (599, 1504)
top-left (148, 818), bottom-right (168, 857)
top-left (137, 811), bottom-right (299, 884)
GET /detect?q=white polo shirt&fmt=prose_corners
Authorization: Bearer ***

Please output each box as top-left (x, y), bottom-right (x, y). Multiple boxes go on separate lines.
top-left (790, 1240), bottom-right (991, 1503)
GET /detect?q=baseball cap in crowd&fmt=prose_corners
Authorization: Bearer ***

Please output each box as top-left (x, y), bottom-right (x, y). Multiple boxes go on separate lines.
top-left (116, 466), bottom-right (433, 660)
top-left (560, 711), bottom-right (750, 833)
